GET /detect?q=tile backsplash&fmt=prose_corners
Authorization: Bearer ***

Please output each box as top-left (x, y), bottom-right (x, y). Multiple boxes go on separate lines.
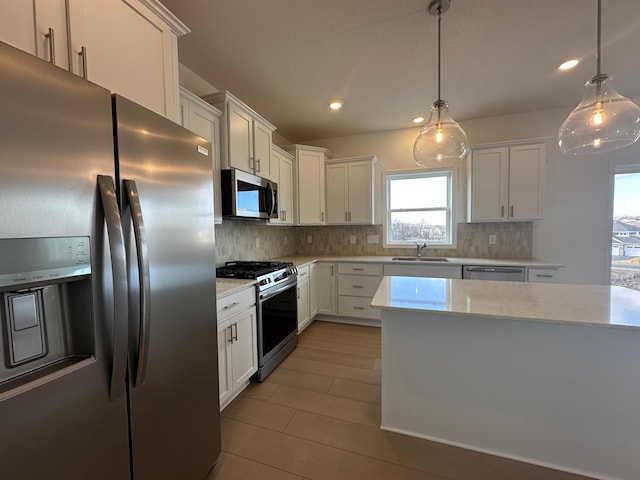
top-left (215, 221), bottom-right (532, 264)
top-left (214, 220), bottom-right (298, 266)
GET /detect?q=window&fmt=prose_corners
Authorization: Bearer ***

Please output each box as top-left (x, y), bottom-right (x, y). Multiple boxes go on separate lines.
top-left (611, 168), bottom-right (640, 292)
top-left (385, 169), bottom-right (454, 247)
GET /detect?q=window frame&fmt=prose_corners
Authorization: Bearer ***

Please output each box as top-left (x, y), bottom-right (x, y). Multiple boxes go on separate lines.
top-left (383, 167), bottom-right (458, 249)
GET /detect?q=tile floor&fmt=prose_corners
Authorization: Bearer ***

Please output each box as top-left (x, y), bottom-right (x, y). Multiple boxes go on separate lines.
top-left (210, 321), bottom-right (595, 480)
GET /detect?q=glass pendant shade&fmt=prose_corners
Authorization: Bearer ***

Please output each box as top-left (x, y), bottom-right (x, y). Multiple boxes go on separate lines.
top-left (414, 100), bottom-right (469, 166)
top-left (558, 74), bottom-right (640, 155)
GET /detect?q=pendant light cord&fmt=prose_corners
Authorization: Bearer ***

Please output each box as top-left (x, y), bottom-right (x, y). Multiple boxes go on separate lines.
top-left (436, 5), bottom-right (442, 124)
top-left (596, 0), bottom-right (601, 76)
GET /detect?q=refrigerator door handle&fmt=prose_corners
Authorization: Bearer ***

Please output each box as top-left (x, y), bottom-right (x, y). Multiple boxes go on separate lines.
top-left (97, 175), bottom-right (129, 401)
top-left (123, 179), bottom-right (151, 388)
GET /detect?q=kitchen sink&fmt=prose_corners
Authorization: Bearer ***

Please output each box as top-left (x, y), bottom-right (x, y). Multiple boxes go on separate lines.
top-left (391, 257), bottom-right (449, 262)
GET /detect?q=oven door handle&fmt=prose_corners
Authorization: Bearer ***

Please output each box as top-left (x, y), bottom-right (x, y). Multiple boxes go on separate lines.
top-left (259, 279), bottom-right (297, 301)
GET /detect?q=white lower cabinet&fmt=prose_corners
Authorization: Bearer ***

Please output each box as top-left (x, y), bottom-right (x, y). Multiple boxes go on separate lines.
top-left (309, 263), bottom-right (318, 318)
top-left (297, 265), bottom-right (311, 332)
top-left (316, 262), bottom-right (337, 316)
top-left (337, 263), bottom-right (382, 320)
top-left (217, 287), bottom-right (257, 410)
top-left (383, 263), bottom-right (462, 278)
top-left (527, 268), bottom-right (559, 283)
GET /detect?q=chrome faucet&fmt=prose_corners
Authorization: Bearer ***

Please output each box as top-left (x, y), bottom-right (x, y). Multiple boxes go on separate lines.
top-left (414, 241), bottom-right (427, 257)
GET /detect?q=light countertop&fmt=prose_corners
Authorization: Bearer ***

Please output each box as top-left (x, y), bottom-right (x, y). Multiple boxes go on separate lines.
top-left (216, 278), bottom-right (256, 298)
top-left (275, 255), bottom-right (563, 269)
top-left (371, 276), bottom-right (640, 330)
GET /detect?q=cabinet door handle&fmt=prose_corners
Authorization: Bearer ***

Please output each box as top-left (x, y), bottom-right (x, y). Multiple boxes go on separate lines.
top-left (297, 287), bottom-right (300, 299)
top-left (45, 28), bottom-right (56, 64)
top-left (321, 211), bottom-right (324, 222)
top-left (353, 306), bottom-right (365, 310)
top-left (535, 274), bottom-right (554, 278)
top-left (256, 158), bottom-right (261, 172)
top-left (232, 322), bottom-right (238, 341)
top-left (348, 211), bottom-right (351, 222)
top-left (510, 205), bottom-right (514, 217)
top-left (330, 265), bottom-right (334, 276)
top-left (222, 301), bottom-right (240, 310)
top-left (501, 206), bottom-right (505, 218)
top-left (227, 325), bottom-right (233, 344)
top-left (79, 46), bottom-right (88, 79)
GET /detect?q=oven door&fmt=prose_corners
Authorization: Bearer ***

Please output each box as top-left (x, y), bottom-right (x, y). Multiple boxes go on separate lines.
top-left (257, 278), bottom-right (297, 369)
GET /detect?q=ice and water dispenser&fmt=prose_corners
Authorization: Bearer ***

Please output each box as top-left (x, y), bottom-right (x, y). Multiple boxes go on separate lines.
top-left (0, 237), bottom-right (93, 392)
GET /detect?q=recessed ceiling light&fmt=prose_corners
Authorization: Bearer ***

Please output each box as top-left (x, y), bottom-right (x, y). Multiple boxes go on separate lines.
top-left (329, 101), bottom-right (342, 111)
top-left (559, 59), bottom-right (579, 71)
top-left (413, 116), bottom-right (425, 124)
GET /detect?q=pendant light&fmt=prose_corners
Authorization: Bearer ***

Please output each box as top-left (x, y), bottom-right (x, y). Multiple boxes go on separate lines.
top-left (414, 0), bottom-right (469, 167)
top-left (558, 0), bottom-right (640, 155)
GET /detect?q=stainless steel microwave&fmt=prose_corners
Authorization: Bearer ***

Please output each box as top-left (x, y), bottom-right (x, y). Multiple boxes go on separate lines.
top-left (221, 168), bottom-right (278, 219)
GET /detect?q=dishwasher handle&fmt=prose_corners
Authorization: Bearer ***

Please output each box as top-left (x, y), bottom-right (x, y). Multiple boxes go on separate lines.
top-left (464, 266), bottom-right (525, 273)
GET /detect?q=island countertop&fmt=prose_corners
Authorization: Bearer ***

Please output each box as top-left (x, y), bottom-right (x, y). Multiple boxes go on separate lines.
top-left (371, 276), bottom-right (640, 330)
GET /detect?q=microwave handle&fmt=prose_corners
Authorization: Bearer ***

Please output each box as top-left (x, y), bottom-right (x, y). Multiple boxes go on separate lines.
top-left (266, 182), bottom-right (276, 217)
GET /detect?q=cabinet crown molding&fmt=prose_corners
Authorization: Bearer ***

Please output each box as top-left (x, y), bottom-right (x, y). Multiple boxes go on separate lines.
top-left (326, 154), bottom-right (377, 165)
top-left (137, 0), bottom-right (190, 35)
top-left (203, 90), bottom-right (277, 131)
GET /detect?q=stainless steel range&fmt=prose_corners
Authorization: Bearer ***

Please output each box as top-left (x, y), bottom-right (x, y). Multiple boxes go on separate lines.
top-left (216, 261), bottom-right (298, 381)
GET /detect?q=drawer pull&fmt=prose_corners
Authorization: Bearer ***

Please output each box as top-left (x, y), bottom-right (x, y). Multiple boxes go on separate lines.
top-left (352, 285), bottom-right (364, 288)
top-left (222, 301), bottom-right (240, 310)
top-left (535, 274), bottom-right (554, 278)
top-left (352, 268), bottom-right (365, 271)
top-left (299, 271), bottom-right (308, 277)
top-left (353, 306), bottom-right (365, 310)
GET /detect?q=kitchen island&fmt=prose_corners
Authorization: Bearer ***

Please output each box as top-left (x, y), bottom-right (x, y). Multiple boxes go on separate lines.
top-left (371, 276), bottom-right (640, 480)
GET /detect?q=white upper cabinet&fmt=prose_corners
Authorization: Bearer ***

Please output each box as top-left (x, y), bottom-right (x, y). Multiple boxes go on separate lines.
top-left (179, 87), bottom-right (223, 224)
top-left (325, 156), bottom-right (376, 225)
top-left (284, 144), bottom-right (331, 225)
top-left (468, 143), bottom-right (545, 222)
top-left (205, 91), bottom-right (277, 181)
top-left (1, 0), bottom-right (186, 121)
top-left (0, 0), bottom-right (186, 121)
top-left (269, 145), bottom-right (295, 225)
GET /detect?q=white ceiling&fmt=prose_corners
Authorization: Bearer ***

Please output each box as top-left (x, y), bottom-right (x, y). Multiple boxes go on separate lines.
top-left (160, 0), bottom-right (640, 144)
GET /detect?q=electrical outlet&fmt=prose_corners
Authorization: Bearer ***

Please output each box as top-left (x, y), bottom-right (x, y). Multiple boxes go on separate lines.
top-left (306, 235), bottom-right (312, 244)
top-left (256, 238), bottom-right (260, 248)
top-left (367, 234), bottom-right (380, 244)
top-left (349, 235), bottom-right (356, 244)
top-left (489, 234), bottom-right (497, 245)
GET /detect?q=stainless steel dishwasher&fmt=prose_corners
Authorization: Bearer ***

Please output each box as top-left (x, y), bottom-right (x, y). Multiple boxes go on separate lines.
top-left (462, 265), bottom-right (526, 281)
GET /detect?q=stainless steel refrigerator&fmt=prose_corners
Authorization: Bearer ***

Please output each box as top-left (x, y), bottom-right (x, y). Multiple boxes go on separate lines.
top-left (0, 41), bottom-right (221, 479)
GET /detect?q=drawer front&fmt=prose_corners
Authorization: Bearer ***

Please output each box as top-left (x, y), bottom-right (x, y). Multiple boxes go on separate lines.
top-left (338, 296), bottom-right (381, 320)
top-left (338, 262), bottom-right (383, 276)
top-left (527, 268), bottom-right (558, 283)
top-left (217, 287), bottom-right (256, 322)
top-left (383, 264), bottom-right (462, 279)
top-left (338, 274), bottom-right (381, 297)
top-left (297, 265), bottom-right (310, 282)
